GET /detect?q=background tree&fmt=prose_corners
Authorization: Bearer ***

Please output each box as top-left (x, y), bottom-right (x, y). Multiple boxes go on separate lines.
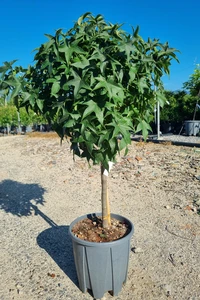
top-left (0, 61), bottom-right (23, 132)
top-left (0, 105), bottom-right (18, 127)
top-left (183, 64), bottom-right (200, 96)
top-left (0, 96), bottom-right (6, 106)
top-left (0, 61), bottom-right (48, 131)
top-left (160, 65), bottom-right (200, 127)
top-left (183, 64), bottom-right (200, 120)
top-left (160, 90), bottom-right (200, 123)
top-left (10, 13), bottom-right (179, 227)
top-left (0, 104), bottom-right (47, 130)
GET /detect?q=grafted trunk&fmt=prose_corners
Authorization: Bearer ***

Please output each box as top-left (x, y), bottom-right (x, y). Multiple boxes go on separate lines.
top-left (101, 164), bottom-right (111, 228)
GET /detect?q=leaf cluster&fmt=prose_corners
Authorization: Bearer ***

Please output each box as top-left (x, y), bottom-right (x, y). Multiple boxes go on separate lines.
top-left (1, 13), bottom-right (179, 169)
top-left (183, 64), bottom-right (200, 97)
top-left (161, 90), bottom-right (200, 122)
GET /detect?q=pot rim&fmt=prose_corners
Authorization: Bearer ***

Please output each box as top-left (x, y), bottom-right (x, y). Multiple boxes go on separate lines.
top-left (69, 212), bottom-right (134, 247)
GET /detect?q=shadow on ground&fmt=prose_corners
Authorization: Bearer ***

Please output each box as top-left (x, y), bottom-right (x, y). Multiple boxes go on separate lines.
top-left (0, 179), bottom-right (45, 216)
top-left (37, 225), bottom-right (78, 287)
top-left (0, 179), bottom-right (78, 287)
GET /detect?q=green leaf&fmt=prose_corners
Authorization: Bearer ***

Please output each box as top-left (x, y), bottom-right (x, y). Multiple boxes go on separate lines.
top-left (136, 120), bottom-right (152, 140)
top-left (10, 84), bottom-right (21, 100)
top-left (118, 137), bottom-right (127, 151)
top-left (96, 110), bottom-right (104, 125)
top-left (62, 83), bottom-right (70, 91)
top-left (108, 138), bottom-right (118, 154)
top-left (133, 25), bottom-right (140, 37)
top-left (59, 42), bottom-right (85, 64)
top-left (94, 77), bottom-right (122, 100)
top-left (67, 71), bottom-right (91, 97)
top-left (46, 78), bottom-right (57, 83)
top-left (77, 12), bottom-right (91, 25)
top-left (72, 55), bottom-right (90, 69)
top-left (51, 81), bottom-right (60, 95)
top-left (36, 99), bottom-right (43, 111)
top-left (156, 90), bottom-right (166, 107)
top-left (137, 77), bottom-right (148, 93)
top-left (82, 100), bottom-right (104, 125)
top-left (129, 66), bottom-right (137, 81)
top-left (44, 33), bottom-right (54, 40)
top-left (63, 119), bottom-right (75, 128)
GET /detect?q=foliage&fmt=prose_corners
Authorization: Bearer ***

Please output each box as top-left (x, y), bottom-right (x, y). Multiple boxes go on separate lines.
top-left (0, 104), bottom-right (47, 127)
top-left (19, 107), bottom-right (47, 126)
top-left (11, 13), bottom-right (179, 169)
top-left (183, 64), bottom-right (200, 96)
top-left (0, 61), bottom-right (47, 128)
top-left (160, 90), bottom-right (200, 122)
top-left (161, 65), bottom-right (200, 123)
top-left (0, 97), bottom-right (5, 106)
top-left (0, 105), bottom-right (18, 126)
top-left (0, 60), bottom-right (23, 101)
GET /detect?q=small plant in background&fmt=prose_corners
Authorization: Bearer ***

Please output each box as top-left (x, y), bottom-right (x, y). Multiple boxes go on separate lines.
top-left (183, 64), bottom-right (200, 120)
top-left (0, 61), bottom-right (48, 131)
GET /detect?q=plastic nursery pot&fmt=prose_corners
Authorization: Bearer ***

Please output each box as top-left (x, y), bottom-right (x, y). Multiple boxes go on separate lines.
top-left (69, 213), bottom-right (134, 299)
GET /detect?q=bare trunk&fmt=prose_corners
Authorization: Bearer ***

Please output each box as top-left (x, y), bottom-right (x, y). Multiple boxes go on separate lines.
top-left (17, 111), bottom-right (21, 134)
top-left (101, 164), bottom-right (111, 228)
top-left (6, 124), bottom-right (10, 135)
top-left (193, 90), bottom-right (200, 121)
top-left (5, 97), bottom-right (9, 135)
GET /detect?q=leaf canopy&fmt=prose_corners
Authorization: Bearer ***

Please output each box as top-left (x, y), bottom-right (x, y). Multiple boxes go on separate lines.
top-left (1, 13), bottom-right (179, 169)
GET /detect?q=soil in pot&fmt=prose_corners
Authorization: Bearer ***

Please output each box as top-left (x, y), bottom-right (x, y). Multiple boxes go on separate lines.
top-left (71, 215), bottom-right (131, 242)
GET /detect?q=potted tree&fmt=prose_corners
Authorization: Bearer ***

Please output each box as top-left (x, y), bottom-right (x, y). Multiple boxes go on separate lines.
top-left (10, 12), bottom-right (179, 298)
top-left (183, 64), bottom-right (200, 136)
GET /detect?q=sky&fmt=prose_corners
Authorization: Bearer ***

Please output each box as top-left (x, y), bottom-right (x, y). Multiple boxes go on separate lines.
top-left (0, 0), bottom-right (199, 91)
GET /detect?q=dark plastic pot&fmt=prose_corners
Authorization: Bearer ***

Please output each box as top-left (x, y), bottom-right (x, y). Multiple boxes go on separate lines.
top-left (184, 120), bottom-right (200, 136)
top-left (69, 213), bottom-right (134, 299)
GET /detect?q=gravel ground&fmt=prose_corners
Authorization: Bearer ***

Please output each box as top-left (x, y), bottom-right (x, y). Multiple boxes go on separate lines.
top-left (0, 134), bottom-right (200, 300)
top-left (162, 134), bottom-right (200, 144)
top-left (134, 134), bottom-right (200, 145)
top-left (156, 134), bottom-right (200, 144)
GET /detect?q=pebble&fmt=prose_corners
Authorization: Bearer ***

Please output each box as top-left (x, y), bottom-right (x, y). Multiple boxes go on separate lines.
top-left (112, 173), bottom-right (119, 179)
top-left (40, 166), bottom-right (46, 171)
top-left (195, 199), bottom-right (200, 206)
top-left (160, 284), bottom-right (172, 296)
top-left (131, 247), bottom-right (144, 253)
top-left (192, 207), bottom-right (197, 213)
top-left (164, 205), bottom-right (170, 209)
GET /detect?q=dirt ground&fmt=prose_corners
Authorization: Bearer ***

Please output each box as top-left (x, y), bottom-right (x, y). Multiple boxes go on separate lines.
top-left (0, 134), bottom-right (200, 300)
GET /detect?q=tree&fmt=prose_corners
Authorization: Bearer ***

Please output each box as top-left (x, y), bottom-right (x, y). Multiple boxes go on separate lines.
top-left (0, 60), bottom-right (21, 102)
top-left (0, 105), bottom-right (18, 127)
top-left (0, 103), bottom-right (47, 129)
top-left (183, 64), bottom-right (200, 120)
top-left (10, 13), bottom-right (179, 227)
top-left (0, 61), bottom-right (48, 131)
top-left (0, 61), bottom-right (24, 132)
top-left (160, 90), bottom-right (200, 123)
top-left (183, 64), bottom-right (200, 96)
top-left (0, 97), bottom-right (5, 106)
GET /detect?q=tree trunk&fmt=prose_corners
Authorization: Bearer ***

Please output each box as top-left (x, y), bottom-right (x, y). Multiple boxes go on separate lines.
top-left (101, 164), bottom-right (111, 228)
top-left (17, 111), bottom-right (21, 134)
top-left (193, 89), bottom-right (200, 120)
